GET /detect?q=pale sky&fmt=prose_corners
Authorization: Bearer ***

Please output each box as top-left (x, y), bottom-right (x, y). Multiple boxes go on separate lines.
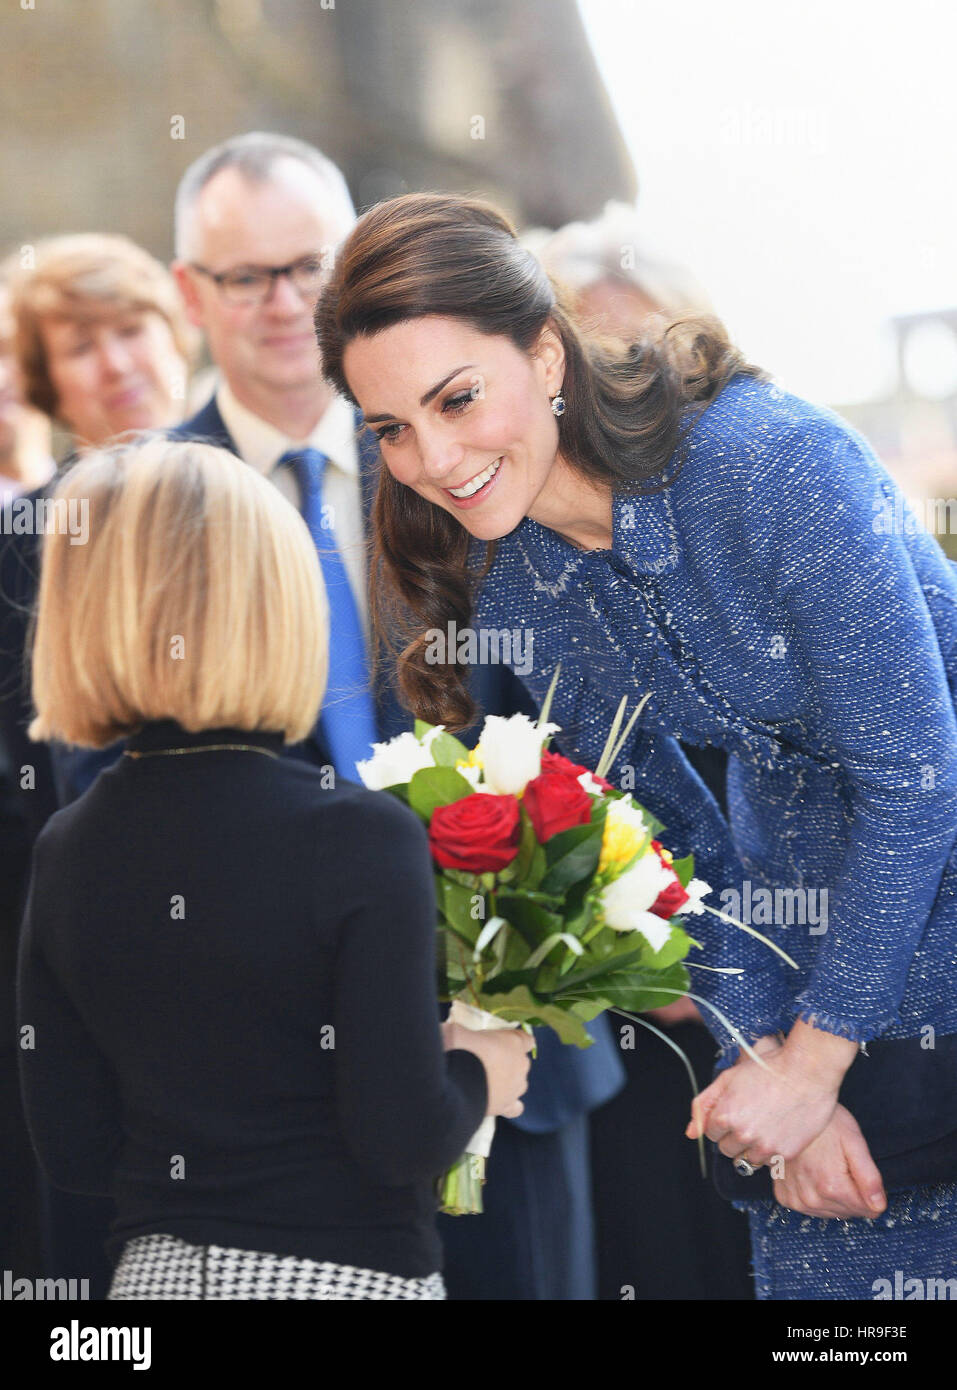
top-left (577, 0), bottom-right (957, 405)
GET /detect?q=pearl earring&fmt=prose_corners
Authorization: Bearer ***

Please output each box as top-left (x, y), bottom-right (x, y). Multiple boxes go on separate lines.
top-left (550, 390), bottom-right (566, 417)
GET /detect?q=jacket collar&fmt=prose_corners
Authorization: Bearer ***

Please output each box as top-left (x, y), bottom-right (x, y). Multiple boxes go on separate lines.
top-left (125, 719), bottom-right (285, 756)
top-left (515, 481), bottom-right (682, 590)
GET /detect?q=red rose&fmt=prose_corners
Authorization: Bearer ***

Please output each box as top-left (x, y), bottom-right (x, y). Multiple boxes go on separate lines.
top-left (649, 840), bottom-right (690, 918)
top-left (540, 749), bottom-right (613, 792)
top-left (429, 794), bottom-right (521, 873)
top-left (650, 879), bottom-right (690, 919)
top-left (523, 769), bottom-right (593, 842)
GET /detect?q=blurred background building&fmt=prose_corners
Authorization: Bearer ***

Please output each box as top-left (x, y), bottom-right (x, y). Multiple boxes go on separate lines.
top-left (0, 0), bottom-right (634, 248)
top-left (1, 0), bottom-right (953, 562)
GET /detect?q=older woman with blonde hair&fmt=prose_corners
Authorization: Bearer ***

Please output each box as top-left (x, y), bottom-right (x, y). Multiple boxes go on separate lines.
top-left (16, 436), bottom-right (532, 1300)
top-left (1, 235), bottom-right (199, 844)
top-left (11, 233), bottom-right (197, 450)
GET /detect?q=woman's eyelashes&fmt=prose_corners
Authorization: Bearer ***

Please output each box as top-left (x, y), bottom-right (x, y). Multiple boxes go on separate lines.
top-left (372, 389), bottom-right (476, 445)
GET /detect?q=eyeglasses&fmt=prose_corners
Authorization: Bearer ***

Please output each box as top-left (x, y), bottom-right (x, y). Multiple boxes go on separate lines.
top-left (189, 254), bottom-right (327, 306)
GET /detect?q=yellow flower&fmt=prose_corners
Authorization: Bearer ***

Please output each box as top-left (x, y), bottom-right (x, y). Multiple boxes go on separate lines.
top-left (599, 821), bottom-right (644, 873)
top-left (456, 747), bottom-right (483, 771)
top-left (598, 796), bottom-right (650, 873)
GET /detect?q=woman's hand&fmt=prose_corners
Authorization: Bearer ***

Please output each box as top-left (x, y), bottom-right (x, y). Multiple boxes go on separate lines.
top-left (645, 996), bottom-right (701, 1026)
top-left (442, 1021), bottom-right (535, 1118)
top-left (685, 1022), bottom-right (858, 1166)
top-left (773, 1104), bottom-right (888, 1220)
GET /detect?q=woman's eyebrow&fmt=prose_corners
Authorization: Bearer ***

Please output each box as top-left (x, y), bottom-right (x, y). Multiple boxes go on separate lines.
top-left (362, 365), bottom-right (476, 423)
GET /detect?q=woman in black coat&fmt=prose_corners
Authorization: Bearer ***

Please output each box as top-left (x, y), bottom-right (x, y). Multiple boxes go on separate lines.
top-left (17, 436), bottom-right (532, 1300)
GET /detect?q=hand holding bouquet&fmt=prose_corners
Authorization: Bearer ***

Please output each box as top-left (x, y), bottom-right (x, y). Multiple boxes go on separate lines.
top-left (358, 673), bottom-right (795, 1212)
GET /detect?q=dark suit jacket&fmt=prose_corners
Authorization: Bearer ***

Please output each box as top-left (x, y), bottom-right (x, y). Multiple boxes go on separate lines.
top-left (0, 488), bottom-right (61, 850)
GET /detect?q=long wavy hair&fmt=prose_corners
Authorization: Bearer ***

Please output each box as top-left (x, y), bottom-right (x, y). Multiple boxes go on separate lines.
top-left (315, 191), bottom-right (767, 729)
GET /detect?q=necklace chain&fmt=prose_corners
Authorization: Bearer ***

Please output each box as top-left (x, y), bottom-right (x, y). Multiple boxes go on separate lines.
top-left (123, 743), bottom-right (280, 760)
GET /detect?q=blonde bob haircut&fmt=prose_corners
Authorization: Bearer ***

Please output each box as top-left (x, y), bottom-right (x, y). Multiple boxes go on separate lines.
top-left (29, 437), bottom-right (327, 748)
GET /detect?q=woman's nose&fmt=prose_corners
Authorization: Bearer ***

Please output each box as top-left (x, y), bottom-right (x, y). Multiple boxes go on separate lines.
top-left (418, 428), bottom-right (465, 482)
top-left (98, 336), bottom-right (134, 375)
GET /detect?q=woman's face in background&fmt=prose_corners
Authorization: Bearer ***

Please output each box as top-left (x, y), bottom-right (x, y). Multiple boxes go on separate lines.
top-left (41, 307), bottom-right (186, 448)
top-left (343, 315), bottom-right (565, 542)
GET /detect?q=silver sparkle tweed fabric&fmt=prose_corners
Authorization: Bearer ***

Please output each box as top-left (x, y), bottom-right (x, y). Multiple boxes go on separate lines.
top-left (473, 373), bottom-right (957, 1059)
top-left (739, 1183), bottom-right (957, 1300)
top-left (107, 1232), bottom-right (446, 1300)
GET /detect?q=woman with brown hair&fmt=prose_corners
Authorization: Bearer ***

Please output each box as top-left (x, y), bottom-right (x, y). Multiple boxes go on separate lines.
top-left (11, 233), bottom-right (196, 450)
top-left (314, 191), bottom-right (957, 1300)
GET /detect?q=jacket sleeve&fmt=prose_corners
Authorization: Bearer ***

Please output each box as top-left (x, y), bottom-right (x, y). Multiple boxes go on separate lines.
top-left (744, 416), bottom-right (957, 1042)
top-left (16, 830), bottom-right (124, 1194)
top-left (330, 795), bottom-right (489, 1186)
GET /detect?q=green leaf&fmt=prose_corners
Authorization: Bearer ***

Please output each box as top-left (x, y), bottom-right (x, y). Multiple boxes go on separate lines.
top-left (407, 765), bottom-right (475, 822)
top-left (438, 877), bottom-right (484, 943)
top-left (671, 853), bottom-right (695, 889)
top-left (443, 867), bottom-right (481, 890)
top-left (536, 661), bottom-right (562, 732)
top-left (596, 692), bottom-right (650, 780)
top-left (429, 730), bottom-right (471, 768)
top-left (645, 924), bottom-right (694, 971)
top-left (472, 984), bottom-right (594, 1048)
top-left (507, 809), bottom-right (547, 890)
top-left (568, 997), bottom-right (609, 1023)
top-left (540, 821), bottom-right (603, 895)
top-left (414, 719), bottom-right (435, 740)
top-left (562, 960), bottom-right (691, 1015)
top-left (380, 783), bottom-right (410, 803)
top-left (549, 944), bottom-right (649, 994)
top-left (493, 893), bottom-right (563, 949)
top-left (558, 880), bottom-right (594, 937)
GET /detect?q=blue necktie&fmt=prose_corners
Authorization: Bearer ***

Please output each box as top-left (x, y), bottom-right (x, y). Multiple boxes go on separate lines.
top-left (277, 448), bottom-right (379, 779)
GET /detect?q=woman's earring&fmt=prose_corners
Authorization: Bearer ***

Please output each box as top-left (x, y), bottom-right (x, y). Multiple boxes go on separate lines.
top-left (550, 390), bottom-right (566, 417)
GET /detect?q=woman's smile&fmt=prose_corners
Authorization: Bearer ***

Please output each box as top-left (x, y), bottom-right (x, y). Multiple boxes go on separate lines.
top-left (443, 455), bottom-right (504, 506)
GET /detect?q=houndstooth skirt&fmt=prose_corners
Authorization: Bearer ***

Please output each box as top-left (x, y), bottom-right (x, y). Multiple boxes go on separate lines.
top-left (107, 1232), bottom-right (446, 1300)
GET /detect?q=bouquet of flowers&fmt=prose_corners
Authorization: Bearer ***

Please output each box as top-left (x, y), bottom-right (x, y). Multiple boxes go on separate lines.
top-left (357, 673), bottom-right (794, 1213)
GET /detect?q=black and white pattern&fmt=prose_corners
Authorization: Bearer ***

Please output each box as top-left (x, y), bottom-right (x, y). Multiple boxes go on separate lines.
top-left (107, 1233), bottom-right (446, 1300)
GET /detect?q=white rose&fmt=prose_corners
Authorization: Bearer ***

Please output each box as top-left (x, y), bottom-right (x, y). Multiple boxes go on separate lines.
top-left (600, 851), bottom-right (675, 952)
top-left (603, 794), bottom-right (648, 836)
top-left (680, 878), bottom-right (712, 915)
top-left (577, 771), bottom-right (607, 796)
top-left (457, 762), bottom-right (489, 791)
top-left (356, 728), bottom-right (443, 790)
top-left (476, 714), bottom-right (560, 796)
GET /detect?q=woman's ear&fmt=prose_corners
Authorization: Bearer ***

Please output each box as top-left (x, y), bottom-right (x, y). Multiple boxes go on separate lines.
top-left (532, 322), bottom-right (566, 394)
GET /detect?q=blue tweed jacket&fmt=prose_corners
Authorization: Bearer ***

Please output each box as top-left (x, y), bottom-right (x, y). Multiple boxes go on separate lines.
top-left (473, 373), bottom-right (957, 1058)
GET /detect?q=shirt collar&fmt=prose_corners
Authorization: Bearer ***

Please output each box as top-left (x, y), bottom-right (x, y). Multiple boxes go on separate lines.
top-left (216, 381), bottom-right (359, 476)
top-left (514, 480), bottom-right (682, 589)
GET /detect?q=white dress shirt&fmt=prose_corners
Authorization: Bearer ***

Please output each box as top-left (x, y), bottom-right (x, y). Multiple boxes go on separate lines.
top-left (216, 382), bottom-right (370, 647)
